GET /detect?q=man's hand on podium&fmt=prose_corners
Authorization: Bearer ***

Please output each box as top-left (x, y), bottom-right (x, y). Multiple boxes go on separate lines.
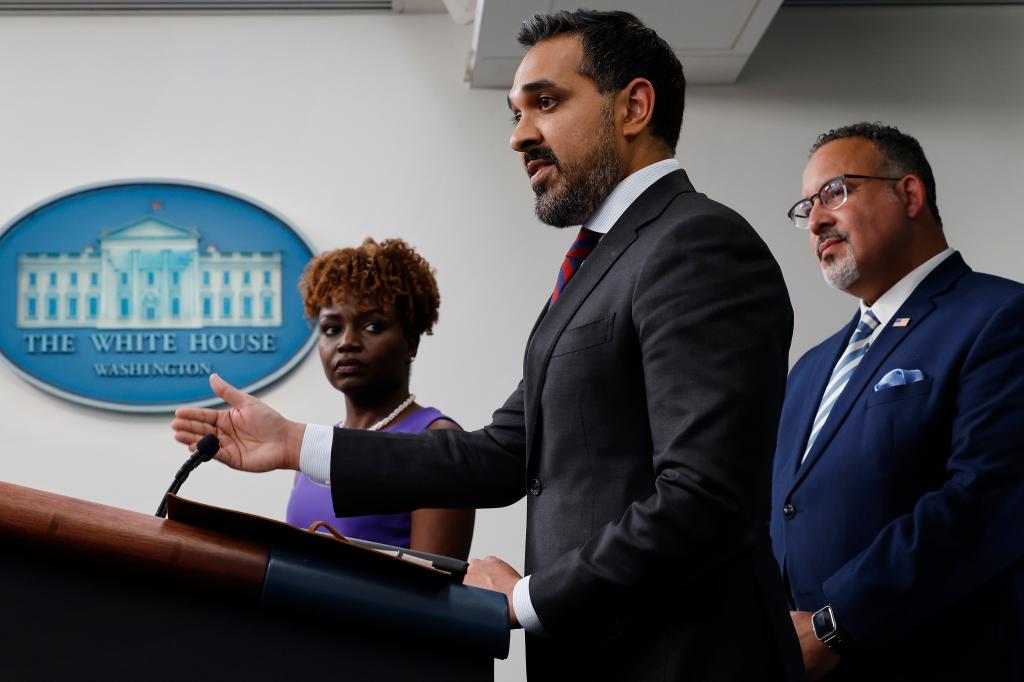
top-left (172, 373), bottom-right (304, 473)
top-left (465, 556), bottom-right (521, 628)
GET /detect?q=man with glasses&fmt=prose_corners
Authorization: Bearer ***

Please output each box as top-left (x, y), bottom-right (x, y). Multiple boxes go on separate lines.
top-left (770, 122), bottom-right (1024, 681)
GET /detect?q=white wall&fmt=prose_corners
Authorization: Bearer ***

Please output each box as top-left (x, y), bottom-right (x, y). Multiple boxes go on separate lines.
top-left (687, 6), bottom-right (1024, 357)
top-left (0, 6), bottom-right (1020, 681)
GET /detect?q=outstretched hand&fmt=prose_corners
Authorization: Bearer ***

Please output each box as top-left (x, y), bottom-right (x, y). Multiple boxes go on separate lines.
top-left (171, 373), bottom-right (305, 473)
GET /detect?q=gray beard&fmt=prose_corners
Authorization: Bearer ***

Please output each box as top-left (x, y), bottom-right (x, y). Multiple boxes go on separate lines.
top-left (822, 249), bottom-right (861, 291)
top-left (533, 112), bottom-right (622, 228)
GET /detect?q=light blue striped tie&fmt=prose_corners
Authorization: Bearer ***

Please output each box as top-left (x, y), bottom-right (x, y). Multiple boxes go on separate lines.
top-left (801, 310), bottom-right (880, 464)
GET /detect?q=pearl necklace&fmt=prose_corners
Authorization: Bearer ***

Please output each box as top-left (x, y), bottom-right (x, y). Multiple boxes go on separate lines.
top-left (366, 394), bottom-right (416, 432)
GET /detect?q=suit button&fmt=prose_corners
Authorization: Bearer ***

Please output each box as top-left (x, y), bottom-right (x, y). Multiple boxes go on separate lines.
top-left (782, 504), bottom-right (796, 519)
top-left (528, 478), bottom-right (543, 496)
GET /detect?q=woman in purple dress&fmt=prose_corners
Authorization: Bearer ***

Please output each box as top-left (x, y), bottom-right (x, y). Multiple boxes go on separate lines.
top-left (286, 238), bottom-right (474, 560)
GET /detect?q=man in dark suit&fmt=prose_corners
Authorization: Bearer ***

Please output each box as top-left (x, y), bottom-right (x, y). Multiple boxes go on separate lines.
top-left (174, 10), bottom-right (801, 680)
top-left (771, 122), bottom-right (1024, 681)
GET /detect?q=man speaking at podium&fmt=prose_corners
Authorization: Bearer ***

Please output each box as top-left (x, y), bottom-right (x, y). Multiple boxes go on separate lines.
top-left (173, 9), bottom-right (801, 681)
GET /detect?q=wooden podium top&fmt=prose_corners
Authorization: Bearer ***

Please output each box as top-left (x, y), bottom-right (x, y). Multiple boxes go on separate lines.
top-left (0, 480), bottom-right (268, 597)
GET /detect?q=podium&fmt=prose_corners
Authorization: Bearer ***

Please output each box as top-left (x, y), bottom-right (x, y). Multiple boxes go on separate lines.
top-left (0, 481), bottom-right (509, 681)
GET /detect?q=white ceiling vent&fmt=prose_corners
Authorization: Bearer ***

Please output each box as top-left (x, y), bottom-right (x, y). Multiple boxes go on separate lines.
top-left (468, 0), bottom-right (786, 88)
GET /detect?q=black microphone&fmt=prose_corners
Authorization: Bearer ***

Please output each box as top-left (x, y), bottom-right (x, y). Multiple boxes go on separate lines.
top-left (155, 434), bottom-right (220, 518)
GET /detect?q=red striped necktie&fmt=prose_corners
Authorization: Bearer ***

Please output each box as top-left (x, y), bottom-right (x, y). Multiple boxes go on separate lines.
top-left (550, 227), bottom-right (601, 306)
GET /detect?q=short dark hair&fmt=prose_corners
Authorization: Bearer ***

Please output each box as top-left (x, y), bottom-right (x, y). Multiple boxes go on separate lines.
top-left (812, 122), bottom-right (942, 226)
top-left (517, 9), bottom-right (685, 153)
top-left (300, 237), bottom-right (440, 341)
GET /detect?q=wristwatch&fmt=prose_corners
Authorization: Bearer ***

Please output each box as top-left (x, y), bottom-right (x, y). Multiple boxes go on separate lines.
top-left (811, 604), bottom-right (848, 655)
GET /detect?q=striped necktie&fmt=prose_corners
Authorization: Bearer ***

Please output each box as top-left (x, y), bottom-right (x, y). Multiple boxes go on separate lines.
top-left (801, 309), bottom-right (881, 464)
top-left (550, 227), bottom-right (601, 306)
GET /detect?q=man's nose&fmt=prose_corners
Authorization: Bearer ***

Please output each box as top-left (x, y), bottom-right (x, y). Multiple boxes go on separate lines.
top-left (807, 198), bottom-right (834, 235)
top-left (510, 112), bottom-right (540, 152)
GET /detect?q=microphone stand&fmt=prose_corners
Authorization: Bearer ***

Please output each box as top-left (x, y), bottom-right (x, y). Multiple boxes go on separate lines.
top-left (156, 434), bottom-right (220, 518)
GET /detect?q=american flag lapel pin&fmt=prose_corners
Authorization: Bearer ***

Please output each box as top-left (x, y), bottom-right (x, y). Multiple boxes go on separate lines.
top-left (893, 317), bottom-right (911, 328)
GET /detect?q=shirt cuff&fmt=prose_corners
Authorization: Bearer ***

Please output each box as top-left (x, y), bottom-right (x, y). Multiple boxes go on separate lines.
top-left (298, 424), bottom-right (334, 486)
top-left (512, 575), bottom-right (547, 636)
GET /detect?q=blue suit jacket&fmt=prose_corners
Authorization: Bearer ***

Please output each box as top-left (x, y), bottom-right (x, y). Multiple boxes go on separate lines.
top-left (770, 253), bottom-right (1024, 681)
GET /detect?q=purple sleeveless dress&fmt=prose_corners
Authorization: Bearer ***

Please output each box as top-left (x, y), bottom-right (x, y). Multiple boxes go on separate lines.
top-left (285, 406), bottom-right (450, 548)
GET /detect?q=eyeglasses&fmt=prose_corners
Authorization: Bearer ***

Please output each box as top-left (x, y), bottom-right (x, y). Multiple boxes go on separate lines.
top-left (787, 174), bottom-right (901, 229)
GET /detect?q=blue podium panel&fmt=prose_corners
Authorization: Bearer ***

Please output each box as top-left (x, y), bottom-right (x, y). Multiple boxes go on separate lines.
top-left (1, 543), bottom-right (495, 682)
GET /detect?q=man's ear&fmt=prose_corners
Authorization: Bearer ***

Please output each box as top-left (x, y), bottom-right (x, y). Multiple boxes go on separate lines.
top-left (619, 77), bottom-right (656, 140)
top-left (897, 174), bottom-right (928, 220)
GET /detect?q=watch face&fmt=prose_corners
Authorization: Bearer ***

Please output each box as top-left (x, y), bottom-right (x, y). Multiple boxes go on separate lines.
top-left (813, 606), bottom-right (837, 639)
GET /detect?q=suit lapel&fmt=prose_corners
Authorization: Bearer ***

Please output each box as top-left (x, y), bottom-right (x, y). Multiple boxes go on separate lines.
top-left (788, 253), bottom-right (970, 494)
top-left (523, 302), bottom-right (549, 372)
top-left (523, 170), bottom-right (696, 461)
top-left (785, 316), bottom-right (859, 478)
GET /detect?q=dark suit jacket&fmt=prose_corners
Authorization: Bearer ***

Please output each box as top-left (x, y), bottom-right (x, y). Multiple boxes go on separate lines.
top-left (770, 253), bottom-right (1024, 681)
top-left (331, 170), bottom-right (802, 680)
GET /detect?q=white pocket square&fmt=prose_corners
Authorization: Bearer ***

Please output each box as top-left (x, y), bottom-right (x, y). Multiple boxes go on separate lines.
top-left (874, 368), bottom-right (925, 392)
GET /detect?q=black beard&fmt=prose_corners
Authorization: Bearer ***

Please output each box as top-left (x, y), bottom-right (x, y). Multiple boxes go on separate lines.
top-left (531, 115), bottom-right (623, 228)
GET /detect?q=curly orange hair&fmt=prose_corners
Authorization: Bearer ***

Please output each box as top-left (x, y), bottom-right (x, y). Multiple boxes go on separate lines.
top-left (299, 237), bottom-right (440, 338)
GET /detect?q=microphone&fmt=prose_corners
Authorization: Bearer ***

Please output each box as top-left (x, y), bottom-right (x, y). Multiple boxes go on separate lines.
top-left (155, 434), bottom-right (220, 518)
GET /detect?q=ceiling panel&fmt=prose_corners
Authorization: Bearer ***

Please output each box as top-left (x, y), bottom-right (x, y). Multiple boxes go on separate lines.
top-left (552, 0), bottom-right (761, 50)
top-left (469, 0), bottom-right (786, 88)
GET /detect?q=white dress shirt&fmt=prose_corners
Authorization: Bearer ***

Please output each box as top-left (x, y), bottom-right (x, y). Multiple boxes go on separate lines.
top-left (859, 247), bottom-right (954, 344)
top-left (299, 157), bottom-right (683, 636)
top-left (582, 158), bottom-right (680, 235)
